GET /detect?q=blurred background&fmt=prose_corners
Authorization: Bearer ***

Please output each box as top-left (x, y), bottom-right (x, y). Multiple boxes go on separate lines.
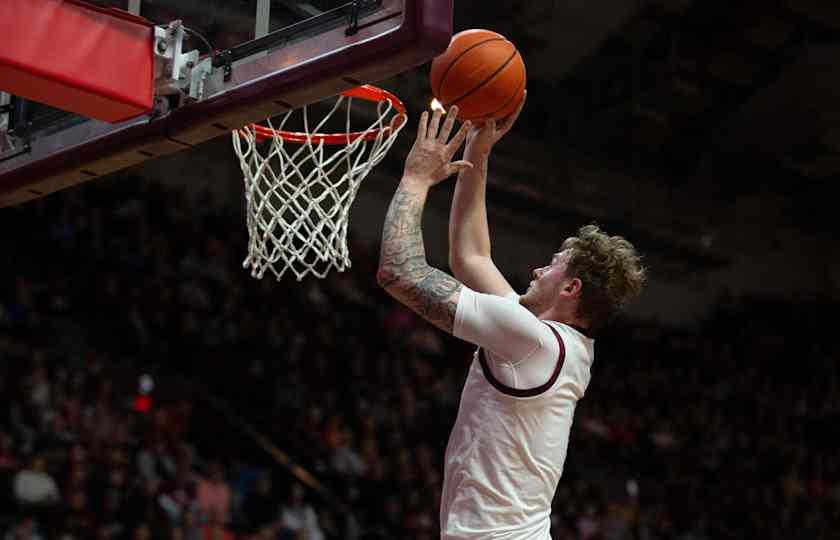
top-left (1, 0), bottom-right (839, 539)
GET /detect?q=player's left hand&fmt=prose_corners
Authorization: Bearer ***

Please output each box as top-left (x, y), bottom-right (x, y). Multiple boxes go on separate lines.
top-left (465, 90), bottom-right (527, 156)
top-left (403, 105), bottom-right (473, 188)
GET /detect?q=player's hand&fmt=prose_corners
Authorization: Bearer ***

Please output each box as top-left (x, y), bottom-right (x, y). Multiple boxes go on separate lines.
top-left (403, 105), bottom-right (473, 188)
top-left (465, 90), bottom-right (527, 156)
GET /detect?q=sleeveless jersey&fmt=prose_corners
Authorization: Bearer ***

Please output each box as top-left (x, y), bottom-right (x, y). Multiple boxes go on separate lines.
top-left (442, 289), bottom-right (594, 539)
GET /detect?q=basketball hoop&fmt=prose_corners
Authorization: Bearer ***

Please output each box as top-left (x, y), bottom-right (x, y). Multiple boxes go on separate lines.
top-left (232, 85), bottom-right (407, 281)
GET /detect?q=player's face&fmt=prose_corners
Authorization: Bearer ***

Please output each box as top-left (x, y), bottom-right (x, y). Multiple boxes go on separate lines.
top-left (523, 250), bottom-right (572, 308)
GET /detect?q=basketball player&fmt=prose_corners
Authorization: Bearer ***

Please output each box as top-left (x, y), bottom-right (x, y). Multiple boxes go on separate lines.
top-left (377, 98), bottom-right (644, 539)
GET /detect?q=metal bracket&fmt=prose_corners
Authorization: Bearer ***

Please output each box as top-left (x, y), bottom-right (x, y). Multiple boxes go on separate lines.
top-left (0, 118), bottom-right (31, 164)
top-left (4, 115), bottom-right (32, 158)
top-left (187, 57), bottom-right (214, 101)
top-left (0, 142), bottom-right (31, 164)
top-left (220, 50), bottom-right (233, 83)
top-left (154, 21), bottom-right (202, 97)
top-left (346, 0), bottom-right (377, 36)
top-left (346, 1), bottom-right (361, 35)
top-left (151, 20), bottom-right (217, 107)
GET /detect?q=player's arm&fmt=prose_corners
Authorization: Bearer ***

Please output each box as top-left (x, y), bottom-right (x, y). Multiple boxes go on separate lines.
top-left (378, 181), bottom-right (550, 361)
top-left (448, 92), bottom-right (526, 297)
top-left (377, 106), bottom-right (473, 334)
top-left (448, 145), bottom-right (513, 296)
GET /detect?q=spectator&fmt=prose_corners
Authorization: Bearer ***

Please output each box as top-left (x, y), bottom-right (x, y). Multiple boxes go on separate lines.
top-left (123, 476), bottom-right (165, 531)
top-left (197, 461), bottom-right (231, 524)
top-left (279, 483), bottom-right (324, 540)
top-left (59, 489), bottom-right (96, 540)
top-left (329, 428), bottom-right (366, 478)
top-left (241, 473), bottom-right (277, 533)
top-left (201, 512), bottom-right (234, 540)
top-left (181, 508), bottom-right (204, 540)
top-left (158, 463), bottom-right (198, 524)
top-left (131, 523), bottom-right (152, 540)
top-left (137, 437), bottom-right (176, 484)
top-left (2, 518), bottom-right (44, 540)
top-left (13, 456), bottom-right (60, 507)
top-left (0, 431), bottom-right (19, 470)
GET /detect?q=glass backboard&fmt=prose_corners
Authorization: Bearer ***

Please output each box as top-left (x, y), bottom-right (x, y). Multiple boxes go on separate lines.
top-left (0, 0), bottom-right (453, 206)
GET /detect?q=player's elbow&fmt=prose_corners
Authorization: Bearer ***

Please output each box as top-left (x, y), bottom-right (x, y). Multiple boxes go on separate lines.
top-left (449, 255), bottom-right (466, 282)
top-left (377, 267), bottom-right (411, 302)
top-left (450, 253), bottom-right (485, 278)
top-left (376, 266), bottom-right (398, 290)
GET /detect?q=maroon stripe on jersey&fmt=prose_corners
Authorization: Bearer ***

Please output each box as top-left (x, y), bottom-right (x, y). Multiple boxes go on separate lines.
top-left (478, 322), bottom-right (566, 397)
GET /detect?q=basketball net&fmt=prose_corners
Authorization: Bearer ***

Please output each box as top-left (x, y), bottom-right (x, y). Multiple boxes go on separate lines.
top-left (232, 86), bottom-right (406, 281)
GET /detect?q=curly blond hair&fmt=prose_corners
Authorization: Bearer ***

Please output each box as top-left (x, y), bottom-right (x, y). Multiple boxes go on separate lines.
top-left (561, 224), bottom-right (645, 331)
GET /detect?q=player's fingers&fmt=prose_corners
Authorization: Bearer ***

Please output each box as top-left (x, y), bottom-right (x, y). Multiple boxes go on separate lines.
top-left (446, 120), bottom-right (472, 157)
top-left (437, 106), bottom-right (459, 142)
top-left (416, 111), bottom-right (428, 140)
top-left (428, 107), bottom-right (443, 140)
top-left (499, 90), bottom-right (527, 134)
top-left (447, 160), bottom-right (474, 176)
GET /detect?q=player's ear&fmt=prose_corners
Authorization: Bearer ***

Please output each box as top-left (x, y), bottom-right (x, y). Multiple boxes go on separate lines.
top-left (565, 277), bottom-right (583, 297)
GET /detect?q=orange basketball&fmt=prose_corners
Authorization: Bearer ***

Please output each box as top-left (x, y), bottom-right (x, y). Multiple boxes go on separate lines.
top-left (430, 29), bottom-right (526, 122)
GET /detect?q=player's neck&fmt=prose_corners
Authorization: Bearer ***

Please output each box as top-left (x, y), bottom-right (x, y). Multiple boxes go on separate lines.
top-left (539, 304), bottom-right (587, 331)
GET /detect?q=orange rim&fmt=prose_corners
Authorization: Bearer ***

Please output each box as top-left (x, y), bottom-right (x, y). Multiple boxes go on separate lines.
top-left (248, 85), bottom-right (406, 145)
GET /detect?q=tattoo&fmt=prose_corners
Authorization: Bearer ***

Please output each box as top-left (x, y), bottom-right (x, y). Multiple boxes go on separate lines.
top-left (378, 185), bottom-right (461, 332)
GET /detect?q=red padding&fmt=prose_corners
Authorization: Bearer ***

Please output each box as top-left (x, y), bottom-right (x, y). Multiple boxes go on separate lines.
top-left (0, 0), bottom-right (154, 123)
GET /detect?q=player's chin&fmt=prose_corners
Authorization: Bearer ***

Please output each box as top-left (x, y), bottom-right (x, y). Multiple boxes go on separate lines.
top-left (522, 286), bottom-right (535, 301)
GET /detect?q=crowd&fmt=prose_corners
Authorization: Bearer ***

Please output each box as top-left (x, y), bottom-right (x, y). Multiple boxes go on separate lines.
top-left (1, 178), bottom-right (838, 539)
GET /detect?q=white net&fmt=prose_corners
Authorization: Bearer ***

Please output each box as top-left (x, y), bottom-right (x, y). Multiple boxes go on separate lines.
top-left (232, 90), bottom-right (405, 281)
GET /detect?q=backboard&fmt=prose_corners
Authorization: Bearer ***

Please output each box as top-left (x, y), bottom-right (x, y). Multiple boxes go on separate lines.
top-left (0, 0), bottom-right (453, 206)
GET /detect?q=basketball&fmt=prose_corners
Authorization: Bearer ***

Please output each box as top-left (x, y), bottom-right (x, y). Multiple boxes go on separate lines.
top-left (430, 29), bottom-right (526, 122)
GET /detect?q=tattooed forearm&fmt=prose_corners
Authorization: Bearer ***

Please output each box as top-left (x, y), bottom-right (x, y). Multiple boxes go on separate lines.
top-left (378, 183), bottom-right (462, 333)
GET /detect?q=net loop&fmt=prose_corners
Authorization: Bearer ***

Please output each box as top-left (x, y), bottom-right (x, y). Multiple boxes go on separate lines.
top-left (232, 85), bottom-right (406, 281)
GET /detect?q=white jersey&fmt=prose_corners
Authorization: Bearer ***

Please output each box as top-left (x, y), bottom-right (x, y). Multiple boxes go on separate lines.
top-left (441, 288), bottom-right (595, 540)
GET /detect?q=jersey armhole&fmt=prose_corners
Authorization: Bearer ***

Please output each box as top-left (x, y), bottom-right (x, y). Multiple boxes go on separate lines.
top-left (477, 322), bottom-right (565, 398)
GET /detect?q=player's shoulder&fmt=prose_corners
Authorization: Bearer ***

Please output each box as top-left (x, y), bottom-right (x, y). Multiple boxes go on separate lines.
top-left (541, 321), bottom-right (595, 363)
top-left (544, 320), bottom-right (594, 341)
top-left (543, 321), bottom-right (596, 371)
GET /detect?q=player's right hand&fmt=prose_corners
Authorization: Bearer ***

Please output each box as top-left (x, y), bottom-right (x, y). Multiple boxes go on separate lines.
top-left (403, 105), bottom-right (473, 188)
top-left (465, 90), bottom-right (527, 155)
